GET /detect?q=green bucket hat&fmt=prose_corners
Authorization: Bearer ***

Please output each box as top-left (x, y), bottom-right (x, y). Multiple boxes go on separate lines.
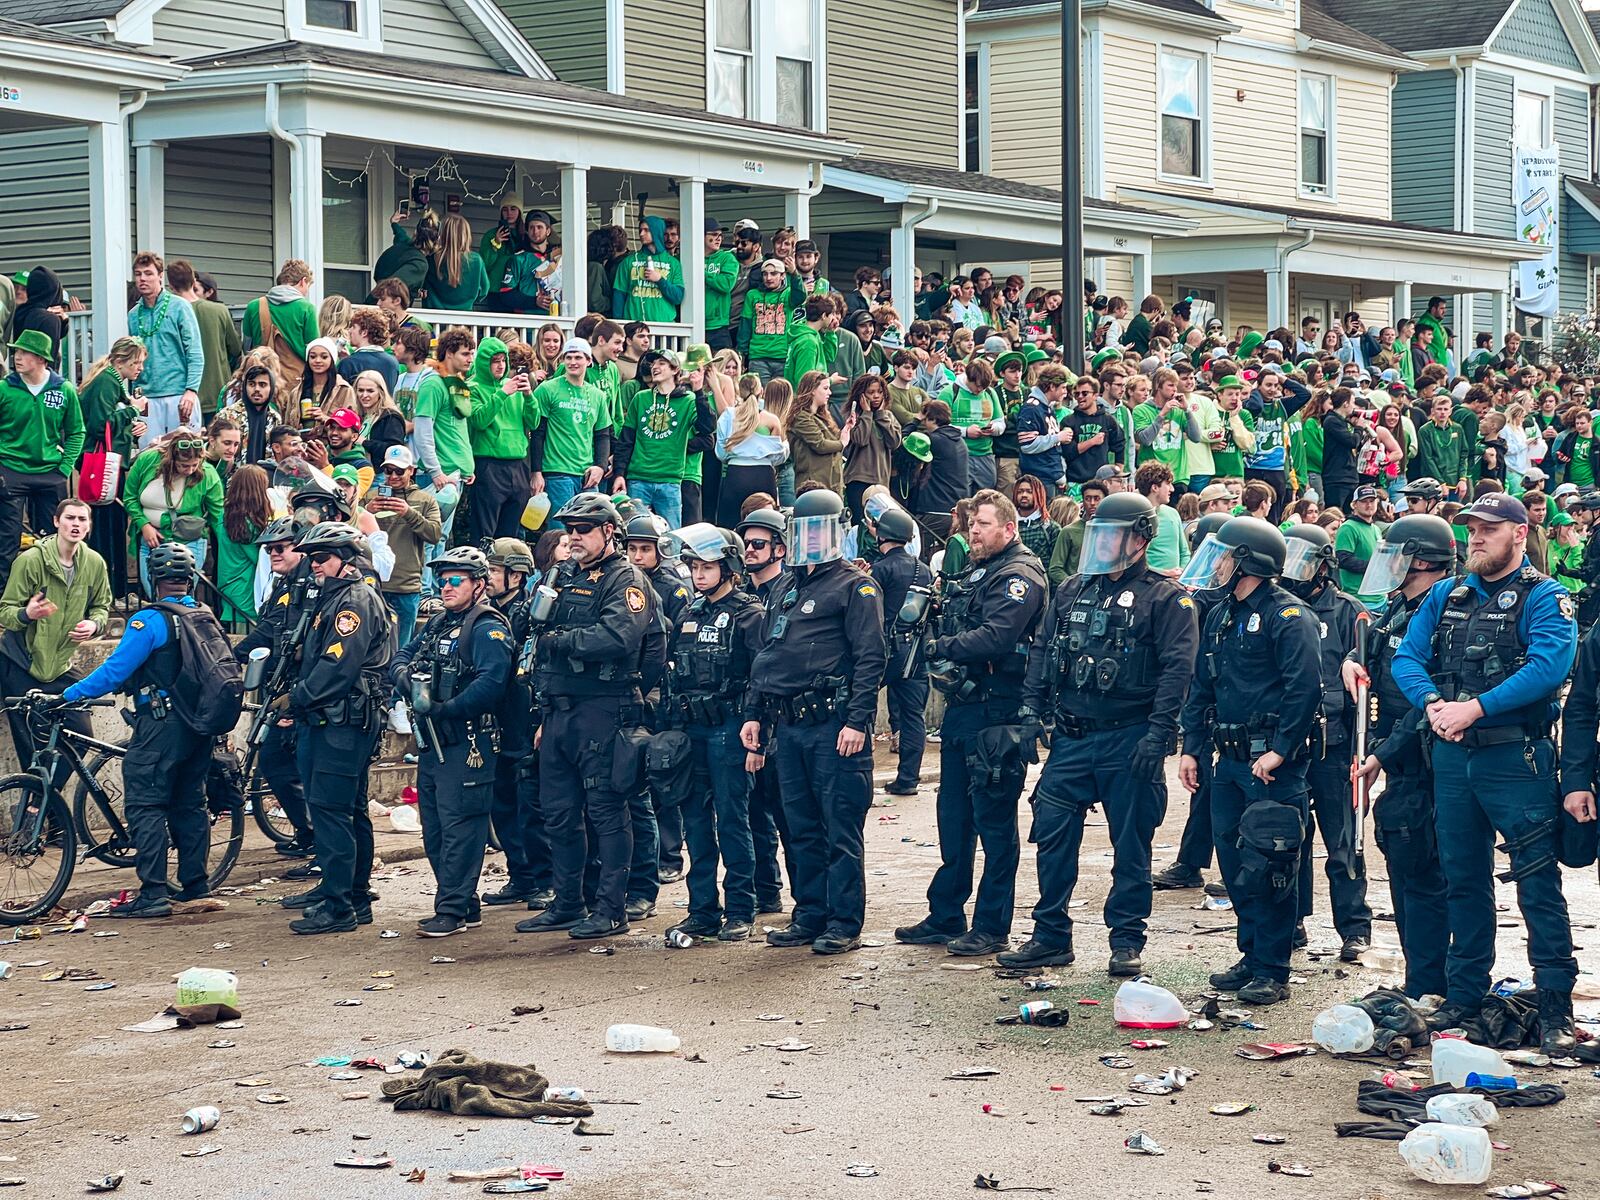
top-left (1215, 374), bottom-right (1245, 391)
top-left (902, 431), bottom-right (933, 463)
top-left (682, 343), bottom-right (712, 372)
top-left (1022, 345), bottom-right (1049, 367)
top-left (994, 350), bottom-right (1025, 374)
top-left (7, 329), bottom-right (53, 359)
top-left (1090, 347), bottom-right (1123, 372)
top-left (1238, 331), bottom-right (1265, 358)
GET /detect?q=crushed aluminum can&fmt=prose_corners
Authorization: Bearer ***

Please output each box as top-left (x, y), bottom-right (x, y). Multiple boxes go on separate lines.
top-left (181, 1106), bottom-right (221, 1134)
top-left (1099, 1054), bottom-right (1135, 1069)
top-left (844, 1162), bottom-right (879, 1178)
top-left (0, 962), bottom-right (12, 980)
top-left (666, 929), bottom-right (695, 949)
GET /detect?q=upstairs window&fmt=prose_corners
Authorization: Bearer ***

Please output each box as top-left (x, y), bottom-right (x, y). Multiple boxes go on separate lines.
top-left (305, 0), bottom-right (356, 29)
top-left (1514, 89), bottom-right (1549, 148)
top-left (289, 0), bottom-right (379, 49)
top-left (1300, 73), bottom-right (1331, 196)
top-left (965, 51), bottom-right (985, 173)
top-left (1159, 49), bottom-right (1204, 180)
top-left (707, 0), bottom-right (823, 131)
top-left (710, 0), bottom-right (753, 120)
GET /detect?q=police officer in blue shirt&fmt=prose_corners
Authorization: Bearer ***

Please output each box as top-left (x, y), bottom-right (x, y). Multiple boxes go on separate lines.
top-left (63, 544), bottom-right (213, 918)
top-left (1179, 517), bottom-right (1323, 1005)
top-left (1391, 492), bottom-right (1579, 1052)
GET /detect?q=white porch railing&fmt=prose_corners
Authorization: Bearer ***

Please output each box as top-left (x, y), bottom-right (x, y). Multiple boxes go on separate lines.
top-left (65, 312), bottom-right (96, 383)
top-left (407, 310), bottom-right (694, 355)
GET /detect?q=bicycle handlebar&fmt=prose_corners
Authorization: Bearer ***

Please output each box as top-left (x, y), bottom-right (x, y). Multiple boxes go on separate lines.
top-left (2, 695), bottom-right (117, 710)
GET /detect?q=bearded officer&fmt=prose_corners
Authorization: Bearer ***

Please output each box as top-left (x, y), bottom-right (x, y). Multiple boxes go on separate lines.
top-left (1179, 517), bottom-right (1322, 1005)
top-left (1000, 491), bottom-right (1197, 973)
top-left (1391, 492), bottom-right (1578, 1052)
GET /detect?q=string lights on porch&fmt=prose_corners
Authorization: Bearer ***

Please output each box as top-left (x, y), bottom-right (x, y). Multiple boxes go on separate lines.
top-left (320, 149), bottom-right (642, 214)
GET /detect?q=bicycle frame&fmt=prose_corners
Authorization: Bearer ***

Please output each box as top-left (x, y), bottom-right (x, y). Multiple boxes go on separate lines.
top-left (25, 721), bottom-right (130, 860)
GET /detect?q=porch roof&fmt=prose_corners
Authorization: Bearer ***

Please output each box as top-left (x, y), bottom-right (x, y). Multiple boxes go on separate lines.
top-left (1120, 187), bottom-right (1537, 291)
top-left (1565, 176), bottom-right (1600, 254)
top-left (0, 16), bottom-right (184, 121)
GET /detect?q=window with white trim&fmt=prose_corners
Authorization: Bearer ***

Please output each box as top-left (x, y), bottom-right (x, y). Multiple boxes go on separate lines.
top-left (707, 0), bottom-right (823, 131)
top-left (1158, 49), bottom-right (1204, 180)
top-left (323, 172), bottom-right (372, 304)
top-left (1299, 73), bottom-right (1331, 196)
top-left (964, 51), bottom-right (984, 173)
top-left (289, 0), bottom-right (381, 49)
top-left (1514, 90), bottom-right (1549, 148)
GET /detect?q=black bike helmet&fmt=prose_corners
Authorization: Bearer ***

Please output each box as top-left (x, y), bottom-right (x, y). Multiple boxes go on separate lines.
top-left (427, 546), bottom-right (490, 579)
top-left (484, 537), bottom-right (535, 574)
top-left (1216, 516), bottom-right (1287, 578)
top-left (1188, 510), bottom-right (1230, 552)
top-left (874, 508), bottom-right (917, 545)
top-left (737, 507), bottom-right (788, 545)
top-left (147, 541), bottom-right (197, 584)
top-left (1399, 477), bottom-right (1445, 504)
top-left (555, 491), bottom-right (622, 529)
top-left (254, 515), bottom-right (307, 546)
top-left (297, 521), bottom-right (370, 560)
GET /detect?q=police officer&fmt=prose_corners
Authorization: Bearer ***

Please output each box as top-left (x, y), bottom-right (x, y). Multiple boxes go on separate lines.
top-left (1153, 510), bottom-right (1231, 893)
top-left (1343, 513), bottom-right (1456, 1000)
top-left (895, 488), bottom-right (1046, 957)
top-left (285, 522), bottom-right (394, 935)
top-left (395, 547), bottom-right (513, 937)
top-left (1281, 523), bottom-right (1373, 961)
top-left (235, 515), bottom-right (316, 863)
top-left (626, 512), bottom-right (693, 625)
top-left (62, 544), bottom-right (215, 918)
top-left (872, 507), bottom-right (932, 796)
top-left (662, 524), bottom-right (766, 942)
top-left (1392, 492), bottom-right (1578, 1051)
top-left (526, 493), bottom-right (662, 939)
top-left (1001, 493), bottom-right (1198, 972)
top-left (742, 490), bottom-right (886, 954)
top-left (1179, 517), bottom-right (1322, 1005)
top-left (1399, 476), bottom-right (1445, 515)
top-left (738, 505), bottom-right (796, 914)
top-left (479, 537), bottom-right (554, 910)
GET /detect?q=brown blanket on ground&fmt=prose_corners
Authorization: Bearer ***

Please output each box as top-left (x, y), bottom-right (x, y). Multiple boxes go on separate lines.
top-left (380, 1048), bottom-right (594, 1118)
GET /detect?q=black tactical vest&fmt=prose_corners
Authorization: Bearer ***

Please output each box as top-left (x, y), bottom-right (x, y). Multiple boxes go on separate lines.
top-left (1051, 571), bottom-right (1161, 701)
top-left (673, 594), bottom-right (752, 697)
top-left (1431, 568), bottom-right (1540, 722)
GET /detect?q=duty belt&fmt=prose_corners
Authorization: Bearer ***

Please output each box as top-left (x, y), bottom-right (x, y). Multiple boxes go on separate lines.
top-left (673, 692), bottom-right (732, 727)
top-left (1053, 710), bottom-right (1148, 738)
top-left (1212, 720), bottom-right (1302, 764)
top-left (1459, 724), bottom-right (1551, 749)
top-left (768, 681), bottom-right (847, 726)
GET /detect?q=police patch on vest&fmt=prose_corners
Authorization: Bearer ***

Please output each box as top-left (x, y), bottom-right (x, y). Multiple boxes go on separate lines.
top-left (1006, 578), bottom-right (1030, 604)
top-left (488, 628), bottom-right (507, 641)
top-left (715, 612), bottom-right (730, 628)
top-left (1279, 606), bottom-right (1301, 619)
top-left (1497, 590), bottom-right (1518, 610)
top-left (334, 610), bottom-right (361, 636)
top-left (681, 621), bottom-right (699, 634)
top-left (1178, 596), bottom-right (1195, 609)
top-left (625, 586), bottom-right (646, 613)
top-left (970, 568), bottom-right (987, 582)
top-left (1559, 593), bottom-right (1577, 621)
top-left (858, 583), bottom-right (877, 598)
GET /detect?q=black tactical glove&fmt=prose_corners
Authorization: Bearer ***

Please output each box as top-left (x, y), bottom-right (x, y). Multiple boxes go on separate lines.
top-left (1130, 733), bottom-right (1170, 783)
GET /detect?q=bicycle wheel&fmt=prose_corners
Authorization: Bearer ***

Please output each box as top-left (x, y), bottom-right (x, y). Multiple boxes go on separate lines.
top-left (75, 738), bottom-right (135, 868)
top-left (0, 774), bottom-right (77, 925)
top-left (243, 741), bottom-right (296, 846)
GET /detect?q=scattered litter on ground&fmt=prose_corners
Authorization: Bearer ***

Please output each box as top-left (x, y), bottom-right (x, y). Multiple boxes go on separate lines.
top-left (946, 1067), bottom-right (1000, 1079)
top-left (256, 1093), bottom-right (290, 1105)
top-left (1235, 1043), bottom-right (1316, 1061)
top-left (844, 1162), bottom-right (879, 1177)
top-left (973, 1173), bottom-right (1055, 1192)
top-left (0, 1115), bottom-right (38, 1123)
top-left (178, 1144), bottom-right (221, 1158)
top-left (1484, 1184), bottom-right (1565, 1199)
top-left (85, 1171), bottom-right (124, 1192)
top-left (1251, 1133), bottom-right (1288, 1145)
top-left (180, 1107), bottom-right (220, 1134)
top-left (511, 1005), bottom-right (544, 1016)
top-left (234, 1077), bottom-right (271, 1087)
top-left (1267, 1162), bottom-right (1312, 1177)
top-left (1099, 1055), bottom-right (1135, 1069)
top-left (1208, 1103), bottom-right (1254, 1116)
top-left (334, 1155), bottom-right (393, 1169)
top-left (1123, 1132), bottom-right (1164, 1155)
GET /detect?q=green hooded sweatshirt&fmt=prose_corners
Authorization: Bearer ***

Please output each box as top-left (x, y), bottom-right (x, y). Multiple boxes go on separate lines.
top-left (611, 215), bottom-right (684, 321)
top-left (0, 534), bottom-right (111, 683)
top-left (705, 247), bottom-right (741, 331)
top-left (785, 321), bottom-right (829, 389)
top-left (0, 367), bottom-right (84, 476)
top-left (467, 336), bottom-right (540, 460)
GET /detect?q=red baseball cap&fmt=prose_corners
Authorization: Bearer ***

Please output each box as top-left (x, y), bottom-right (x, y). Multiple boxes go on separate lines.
top-left (329, 408), bottom-right (361, 429)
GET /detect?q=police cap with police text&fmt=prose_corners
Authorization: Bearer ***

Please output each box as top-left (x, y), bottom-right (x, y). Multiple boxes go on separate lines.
top-left (1451, 492), bottom-right (1529, 526)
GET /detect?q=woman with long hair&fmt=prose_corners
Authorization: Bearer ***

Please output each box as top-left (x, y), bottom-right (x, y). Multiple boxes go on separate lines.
top-left (786, 370), bottom-right (844, 499)
top-left (318, 294), bottom-right (353, 345)
top-left (841, 373), bottom-right (902, 520)
top-left (761, 371), bottom-right (796, 506)
top-left (531, 527), bottom-right (571, 589)
top-left (78, 336), bottom-right (150, 597)
top-left (533, 322), bottom-right (564, 382)
top-left (122, 429), bottom-right (225, 597)
top-left (217, 462), bottom-right (271, 623)
top-left (299, 336), bottom-right (355, 421)
top-left (425, 213), bottom-right (490, 311)
top-left (586, 226), bottom-right (627, 317)
top-left (353, 369), bottom-right (407, 467)
top-left (714, 372), bottom-right (788, 525)
top-left (205, 414), bottom-right (242, 487)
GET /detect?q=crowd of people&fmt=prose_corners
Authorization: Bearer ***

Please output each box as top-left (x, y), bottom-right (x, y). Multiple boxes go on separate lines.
top-left (0, 212), bottom-right (1595, 1059)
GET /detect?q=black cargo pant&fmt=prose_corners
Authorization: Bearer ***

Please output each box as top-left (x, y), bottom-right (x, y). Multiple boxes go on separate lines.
top-left (123, 706), bottom-right (211, 899)
top-left (297, 719), bottom-right (381, 920)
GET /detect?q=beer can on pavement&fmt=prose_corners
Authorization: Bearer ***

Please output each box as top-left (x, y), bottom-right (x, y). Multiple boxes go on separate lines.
top-left (181, 1106), bottom-right (221, 1134)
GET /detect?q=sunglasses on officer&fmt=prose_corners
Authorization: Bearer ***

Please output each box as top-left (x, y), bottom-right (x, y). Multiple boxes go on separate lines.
top-left (308, 551), bottom-right (340, 565)
top-left (264, 541), bottom-right (294, 556)
top-left (435, 573), bottom-right (471, 588)
top-left (744, 537), bottom-right (772, 550)
top-left (564, 522), bottom-right (598, 536)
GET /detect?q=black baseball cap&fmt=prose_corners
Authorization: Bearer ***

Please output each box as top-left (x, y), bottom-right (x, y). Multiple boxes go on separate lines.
top-left (1452, 493), bottom-right (1529, 525)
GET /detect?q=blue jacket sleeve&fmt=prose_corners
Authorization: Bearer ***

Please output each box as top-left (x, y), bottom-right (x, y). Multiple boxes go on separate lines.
top-left (1477, 580), bottom-right (1576, 718)
top-left (179, 301), bottom-right (204, 392)
top-left (64, 609), bottom-right (168, 699)
top-left (1392, 579), bottom-right (1451, 710)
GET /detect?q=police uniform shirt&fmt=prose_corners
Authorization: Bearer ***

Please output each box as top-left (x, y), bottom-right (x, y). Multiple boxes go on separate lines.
top-left (649, 563), bottom-right (693, 628)
top-left (928, 540), bottom-right (1046, 682)
top-left (289, 569), bottom-right (393, 714)
top-left (1180, 581), bottom-right (1323, 759)
top-left (1392, 556), bottom-right (1577, 728)
top-left (748, 558), bottom-right (887, 729)
top-left (1302, 580), bottom-right (1363, 736)
top-left (869, 548), bottom-right (931, 634)
top-left (669, 588), bottom-right (766, 697)
top-left (64, 595), bottom-right (201, 704)
top-left (1023, 564), bottom-right (1197, 735)
top-left (539, 550), bottom-right (657, 698)
top-left (393, 603), bottom-right (512, 725)
top-left (235, 559), bottom-right (315, 661)
top-left (1355, 590), bottom-right (1429, 767)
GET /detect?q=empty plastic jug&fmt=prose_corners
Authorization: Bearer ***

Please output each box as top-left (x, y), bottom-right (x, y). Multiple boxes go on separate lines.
top-left (1398, 1123), bottom-right (1493, 1185)
top-left (1312, 1004), bottom-right (1376, 1054)
top-left (1113, 979), bottom-right (1188, 1029)
top-left (605, 1024), bottom-right (680, 1053)
top-left (1424, 1093), bottom-right (1499, 1127)
top-left (1430, 1038), bottom-right (1512, 1087)
top-left (175, 967), bottom-right (238, 1010)
top-left (521, 493), bottom-right (551, 533)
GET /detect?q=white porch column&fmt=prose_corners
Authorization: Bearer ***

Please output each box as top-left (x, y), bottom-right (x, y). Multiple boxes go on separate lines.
top-left (1454, 291), bottom-right (1475, 367)
top-left (890, 208), bottom-right (918, 313)
top-left (1490, 286), bottom-right (1509, 344)
top-left (681, 176), bottom-right (706, 342)
top-left (1129, 252), bottom-right (1152, 304)
top-left (784, 189), bottom-right (811, 240)
top-left (288, 131), bottom-right (325, 302)
top-left (133, 140), bottom-right (166, 257)
top-left (560, 164), bottom-right (589, 317)
top-left (1392, 281), bottom-right (1412, 325)
top-left (1266, 267), bottom-right (1288, 331)
top-left (87, 117), bottom-right (130, 352)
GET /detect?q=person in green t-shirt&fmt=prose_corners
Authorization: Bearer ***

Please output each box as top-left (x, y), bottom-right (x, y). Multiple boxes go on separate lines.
top-left (702, 220), bottom-right (741, 352)
top-left (531, 336), bottom-right (612, 521)
top-left (936, 358), bottom-right (1003, 492)
top-left (1334, 487), bottom-right (1386, 608)
top-left (738, 259), bottom-right (805, 383)
top-left (1557, 407), bottom-right (1598, 489)
top-left (611, 215), bottom-right (684, 322)
top-left (1129, 372), bottom-right (1193, 480)
top-left (613, 347), bottom-right (715, 529)
top-left (585, 319), bottom-right (626, 427)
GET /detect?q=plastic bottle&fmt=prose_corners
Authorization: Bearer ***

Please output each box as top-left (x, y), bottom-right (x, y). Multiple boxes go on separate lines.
top-left (1397, 1123), bottom-right (1493, 1185)
top-left (1112, 979), bottom-right (1188, 1029)
top-left (175, 967), bottom-right (238, 1010)
top-left (521, 493), bottom-right (551, 533)
top-left (1430, 1038), bottom-right (1512, 1087)
top-left (543, 1086), bottom-right (586, 1103)
top-left (605, 1024), bottom-right (681, 1053)
top-left (1311, 1004), bottom-right (1376, 1054)
top-left (1424, 1093), bottom-right (1499, 1127)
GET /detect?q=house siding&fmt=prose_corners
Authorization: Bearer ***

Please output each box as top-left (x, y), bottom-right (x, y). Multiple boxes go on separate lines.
top-left (1556, 86), bottom-right (1590, 177)
top-left (165, 138), bottom-right (278, 307)
top-left (0, 126), bottom-right (92, 308)
top-left (986, 34), bottom-right (1060, 186)
top-left (828, 0), bottom-right (959, 166)
top-left (148, 0), bottom-right (285, 58)
top-left (1489, 0), bottom-right (1583, 71)
top-left (1329, 73), bottom-right (1392, 219)
top-left (1473, 69), bottom-right (1515, 237)
top-left (498, 0), bottom-right (607, 87)
top-left (383, 0), bottom-right (501, 67)
top-left (624, 0), bottom-right (705, 112)
top-left (1391, 70), bottom-right (1457, 230)
top-left (1100, 32), bottom-right (1158, 197)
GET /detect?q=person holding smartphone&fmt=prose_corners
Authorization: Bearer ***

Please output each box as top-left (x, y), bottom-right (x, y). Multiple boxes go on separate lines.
top-left (465, 336), bottom-right (540, 543)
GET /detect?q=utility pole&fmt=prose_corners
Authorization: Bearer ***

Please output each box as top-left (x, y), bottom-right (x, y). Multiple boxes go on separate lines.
top-left (1061, 0), bottom-right (1085, 369)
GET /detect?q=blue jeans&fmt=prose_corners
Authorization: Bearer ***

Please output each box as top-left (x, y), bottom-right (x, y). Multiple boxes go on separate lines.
top-left (138, 537), bottom-right (207, 598)
top-left (385, 590), bottom-right (420, 649)
top-left (544, 474), bottom-right (582, 526)
top-left (630, 480), bottom-right (682, 528)
top-left (776, 461), bottom-right (796, 508)
top-left (420, 480), bottom-right (460, 599)
top-left (682, 720), bottom-right (758, 924)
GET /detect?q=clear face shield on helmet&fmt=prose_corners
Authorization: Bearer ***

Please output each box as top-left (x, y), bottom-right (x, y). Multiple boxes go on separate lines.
top-left (1178, 533), bottom-right (1237, 591)
top-left (1078, 520), bottom-right (1147, 575)
top-left (665, 522), bottom-right (727, 563)
top-left (788, 513), bottom-right (845, 567)
top-left (1358, 541), bottom-right (1416, 596)
top-left (1280, 538), bottom-right (1326, 583)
